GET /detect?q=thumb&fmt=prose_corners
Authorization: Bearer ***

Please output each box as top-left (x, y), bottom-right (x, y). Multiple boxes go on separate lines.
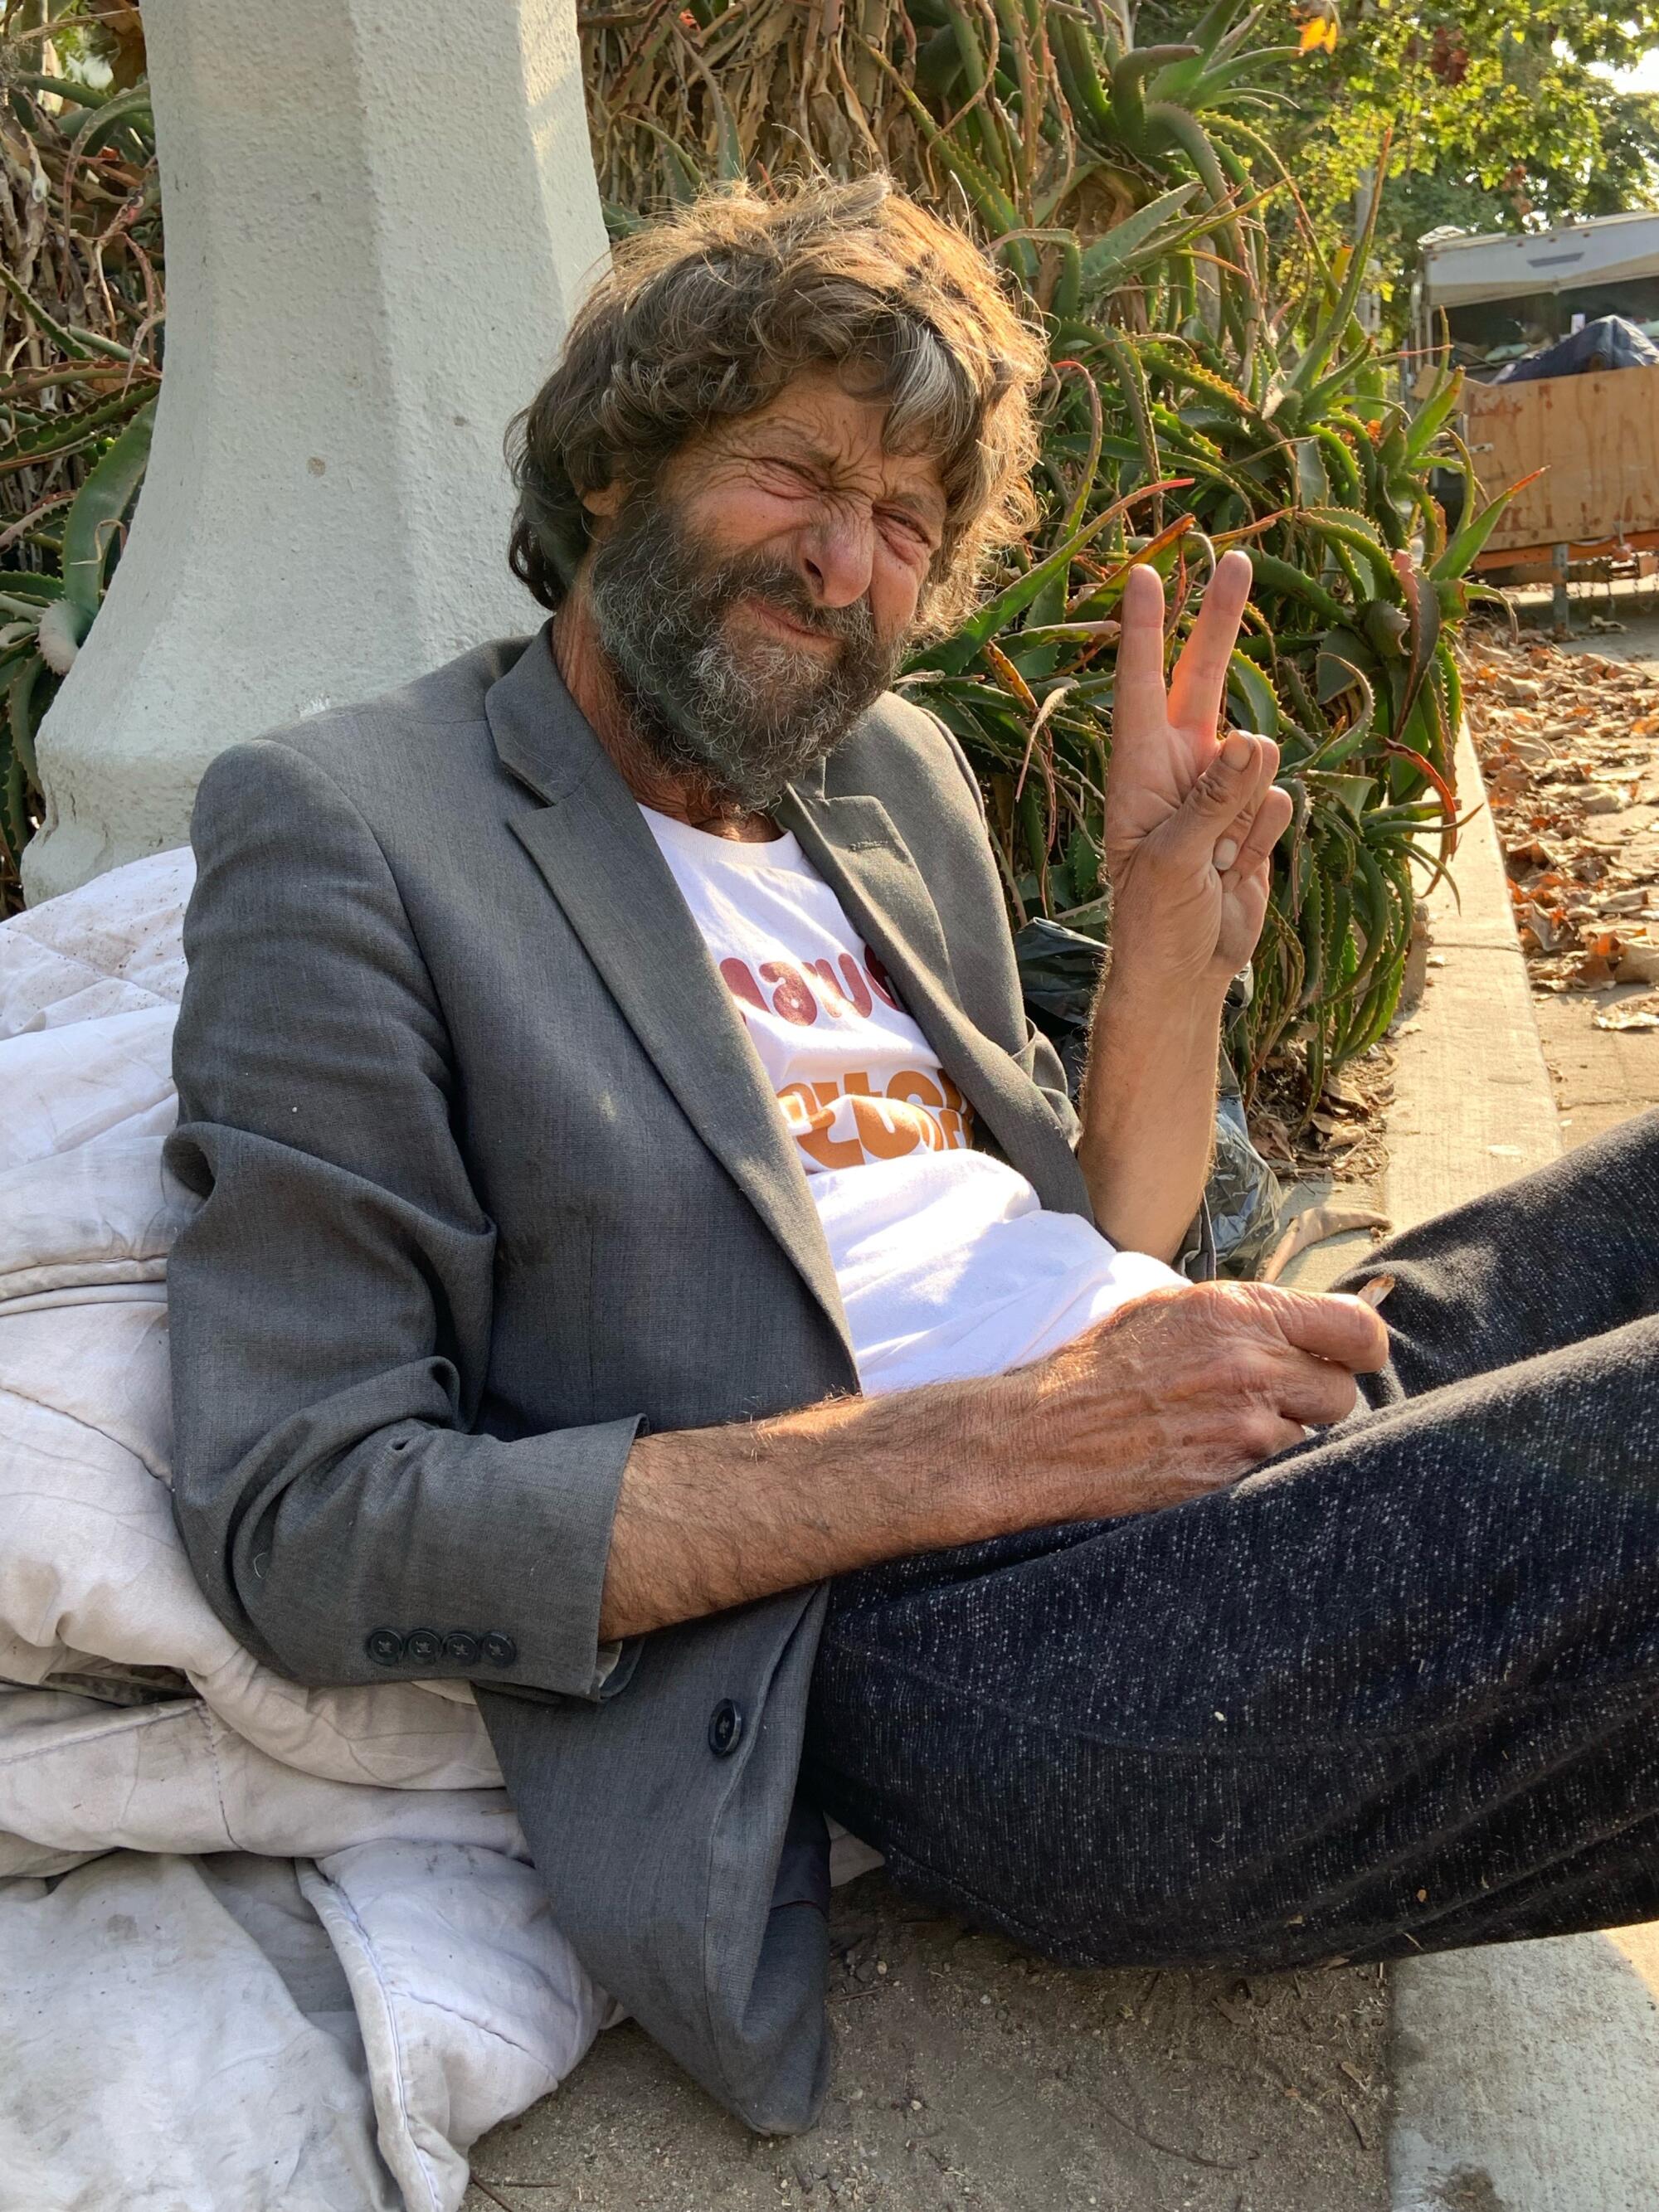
top-left (1172, 731), bottom-right (1260, 842)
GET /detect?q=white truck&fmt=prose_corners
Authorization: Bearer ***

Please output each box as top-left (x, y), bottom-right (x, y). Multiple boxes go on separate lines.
top-left (1412, 211), bottom-right (1659, 612)
top-left (1413, 208), bottom-right (1659, 367)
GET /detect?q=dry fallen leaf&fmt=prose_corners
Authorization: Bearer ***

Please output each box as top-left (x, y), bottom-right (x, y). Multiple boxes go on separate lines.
top-left (1593, 1000), bottom-right (1659, 1032)
top-left (1505, 838), bottom-right (1558, 871)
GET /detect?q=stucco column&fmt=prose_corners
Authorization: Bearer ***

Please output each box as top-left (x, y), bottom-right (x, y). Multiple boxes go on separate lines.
top-left (23, 0), bottom-right (609, 902)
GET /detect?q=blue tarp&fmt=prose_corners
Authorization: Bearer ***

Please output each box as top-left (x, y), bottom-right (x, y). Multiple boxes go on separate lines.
top-left (1492, 314), bottom-right (1659, 383)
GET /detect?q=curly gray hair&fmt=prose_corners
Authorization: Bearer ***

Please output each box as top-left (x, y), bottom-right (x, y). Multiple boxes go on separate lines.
top-left (506, 173), bottom-right (1047, 637)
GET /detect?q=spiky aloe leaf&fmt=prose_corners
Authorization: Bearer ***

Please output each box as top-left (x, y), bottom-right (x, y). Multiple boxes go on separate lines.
top-left (0, 386), bottom-right (151, 474)
top-left (61, 400), bottom-right (154, 616)
top-left (1291, 131), bottom-right (1390, 396)
top-left (1075, 184), bottom-right (1200, 290)
top-left (1429, 474), bottom-right (1537, 581)
top-left (1404, 368), bottom-right (1465, 465)
top-left (906, 505), bottom-right (1123, 676)
top-left (1108, 44), bottom-right (1200, 150)
top-left (6, 654), bottom-right (44, 785)
top-left (1226, 650), bottom-right (1281, 736)
top-left (1301, 507), bottom-right (1404, 597)
top-left (0, 574), bottom-right (63, 607)
top-left (0, 266), bottom-right (134, 365)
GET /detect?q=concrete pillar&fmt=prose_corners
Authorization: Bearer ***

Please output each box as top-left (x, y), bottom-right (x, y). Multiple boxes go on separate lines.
top-left (23, 0), bottom-right (608, 902)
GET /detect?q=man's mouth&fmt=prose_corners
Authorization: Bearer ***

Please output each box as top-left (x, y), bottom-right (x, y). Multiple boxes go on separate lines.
top-left (738, 595), bottom-right (839, 649)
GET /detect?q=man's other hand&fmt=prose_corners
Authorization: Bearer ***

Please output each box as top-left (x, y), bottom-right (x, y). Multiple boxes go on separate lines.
top-left (1024, 1279), bottom-right (1392, 1519)
top-left (602, 1280), bottom-right (1389, 1641)
top-left (1106, 548), bottom-right (1295, 993)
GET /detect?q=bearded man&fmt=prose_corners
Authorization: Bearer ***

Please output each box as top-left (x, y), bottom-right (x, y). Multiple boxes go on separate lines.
top-left (168, 177), bottom-right (1659, 2132)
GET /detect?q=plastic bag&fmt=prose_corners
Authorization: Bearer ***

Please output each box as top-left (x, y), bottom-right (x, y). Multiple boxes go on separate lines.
top-left (1014, 916), bottom-right (1283, 1277)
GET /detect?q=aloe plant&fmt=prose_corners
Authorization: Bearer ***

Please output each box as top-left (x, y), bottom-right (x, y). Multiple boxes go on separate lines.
top-left (0, 401), bottom-right (153, 877)
top-left (0, 1), bottom-right (1510, 1113)
top-left (0, 5), bottom-right (161, 908)
top-left (898, 330), bottom-right (1511, 1095)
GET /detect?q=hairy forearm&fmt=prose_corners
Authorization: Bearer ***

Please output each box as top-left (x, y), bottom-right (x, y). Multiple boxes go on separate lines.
top-left (600, 1378), bottom-right (1023, 1639)
top-left (598, 1331), bottom-right (1178, 1641)
top-left (597, 1263), bottom-right (1392, 1642)
top-left (1075, 955), bottom-right (1227, 1263)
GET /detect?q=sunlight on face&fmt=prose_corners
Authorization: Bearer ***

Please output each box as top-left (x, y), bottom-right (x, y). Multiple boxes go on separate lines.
top-left (581, 368), bottom-right (949, 809)
top-left (662, 365), bottom-right (947, 655)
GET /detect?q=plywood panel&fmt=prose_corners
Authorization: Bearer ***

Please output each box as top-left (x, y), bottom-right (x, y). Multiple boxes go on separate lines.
top-left (1462, 368), bottom-right (1659, 552)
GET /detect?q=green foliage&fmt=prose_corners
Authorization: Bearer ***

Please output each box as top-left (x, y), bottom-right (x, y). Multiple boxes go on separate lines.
top-left (0, 1), bottom-right (1518, 1112)
top-left (586, 0), bottom-right (1513, 1098)
top-left (897, 355), bottom-right (1492, 1095)
top-left (1136, 2), bottom-right (1659, 342)
top-left (0, 0), bottom-right (158, 909)
top-left (0, 401), bottom-right (153, 876)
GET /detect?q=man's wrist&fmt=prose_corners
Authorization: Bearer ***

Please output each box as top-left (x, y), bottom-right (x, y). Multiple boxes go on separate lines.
top-left (1097, 942), bottom-right (1231, 1034)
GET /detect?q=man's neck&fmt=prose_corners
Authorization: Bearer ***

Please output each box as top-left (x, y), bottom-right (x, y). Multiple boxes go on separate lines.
top-left (548, 590), bottom-right (780, 843)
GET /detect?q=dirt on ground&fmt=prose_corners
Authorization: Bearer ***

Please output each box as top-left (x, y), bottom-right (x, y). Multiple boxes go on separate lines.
top-left (1462, 613), bottom-right (1659, 1148)
top-left (1249, 1048), bottom-right (1396, 1194)
top-left (464, 1871), bottom-right (1389, 2212)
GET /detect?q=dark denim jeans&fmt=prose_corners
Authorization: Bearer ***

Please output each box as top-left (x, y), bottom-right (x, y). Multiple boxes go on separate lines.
top-left (802, 1109), bottom-right (1659, 1971)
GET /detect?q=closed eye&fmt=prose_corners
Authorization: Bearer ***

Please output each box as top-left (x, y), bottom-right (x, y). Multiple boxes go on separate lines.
top-left (880, 509), bottom-right (939, 561)
top-left (757, 458), bottom-right (820, 495)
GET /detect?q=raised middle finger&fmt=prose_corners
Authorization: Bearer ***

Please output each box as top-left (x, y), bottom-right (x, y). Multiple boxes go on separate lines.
top-left (1166, 549), bottom-right (1253, 741)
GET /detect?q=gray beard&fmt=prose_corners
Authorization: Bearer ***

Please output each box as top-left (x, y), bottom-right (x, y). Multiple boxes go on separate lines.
top-left (584, 493), bottom-right (903, 812)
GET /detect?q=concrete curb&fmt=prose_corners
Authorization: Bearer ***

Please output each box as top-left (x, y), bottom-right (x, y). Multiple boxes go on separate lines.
top-left (1384, 724), bottom-right (1659, 2211)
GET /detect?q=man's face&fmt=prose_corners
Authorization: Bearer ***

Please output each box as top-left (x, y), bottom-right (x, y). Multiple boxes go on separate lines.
top-left (581, 367), bottom-right (948, 811)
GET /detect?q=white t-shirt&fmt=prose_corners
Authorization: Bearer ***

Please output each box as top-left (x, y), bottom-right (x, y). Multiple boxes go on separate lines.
top-left (641, 807), bottom-right (1182, 1396)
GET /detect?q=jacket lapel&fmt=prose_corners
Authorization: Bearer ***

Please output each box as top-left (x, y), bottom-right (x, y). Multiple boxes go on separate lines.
top-left (486, 630), bottom-right (855, 1365)
top-left (776, 780), bottom-right (1093, 1220)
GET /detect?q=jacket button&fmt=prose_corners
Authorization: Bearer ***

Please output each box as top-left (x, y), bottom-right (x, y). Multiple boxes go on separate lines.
top-left (442, 1629), bottom-right (481, 1665)
top-left (365, 1627), bottom-right (405, 1668)
top-left (480, 1631), bottom-right (518, 1668)
top-left (708, 1699), bottom-right (743, 1757)
top-left (404, 1627), bottom-right (443, 1666)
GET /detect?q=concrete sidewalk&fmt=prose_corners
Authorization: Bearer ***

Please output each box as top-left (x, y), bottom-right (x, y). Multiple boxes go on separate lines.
top-left (1380, 722), bottom-right (1659, 2212)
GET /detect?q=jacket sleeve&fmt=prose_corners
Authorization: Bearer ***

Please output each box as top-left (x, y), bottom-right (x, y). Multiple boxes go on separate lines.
top-left (164, 737), bottom-right (636, 1698)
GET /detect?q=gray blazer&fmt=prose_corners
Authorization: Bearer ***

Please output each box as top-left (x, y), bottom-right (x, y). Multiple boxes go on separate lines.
top-left (166, 627), bottom-right (1200, 2131)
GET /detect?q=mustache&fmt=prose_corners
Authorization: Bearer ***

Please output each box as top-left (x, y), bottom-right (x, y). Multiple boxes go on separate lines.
top-left (710, 555), bottom-right (877, 646)
top-left (584, 489), bottom-right (901, 811)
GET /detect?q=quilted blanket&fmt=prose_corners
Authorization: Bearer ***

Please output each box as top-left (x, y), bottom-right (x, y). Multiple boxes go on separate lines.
top-left (0, 852), bottom-right (610, 2212)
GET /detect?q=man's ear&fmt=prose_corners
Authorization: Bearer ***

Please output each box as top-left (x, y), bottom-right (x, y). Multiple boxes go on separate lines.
top-left (581, 477), bottom-right (626, 522)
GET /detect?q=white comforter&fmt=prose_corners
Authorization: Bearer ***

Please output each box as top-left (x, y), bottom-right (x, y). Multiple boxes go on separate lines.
top-left (0, 853), bottom-right (610, 2212)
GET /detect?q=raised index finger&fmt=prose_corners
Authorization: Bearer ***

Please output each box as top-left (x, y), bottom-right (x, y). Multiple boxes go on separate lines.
top-left (1111, 562), bottom-right (1170, 756)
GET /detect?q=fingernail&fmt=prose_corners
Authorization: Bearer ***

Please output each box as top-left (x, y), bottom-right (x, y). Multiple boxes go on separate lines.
top-left (1221, 732), bottom-right (1252, 770)
top-left (1214, 839), bottom-right (1238, 871)
top-left (1357, 1273), bottom-right (1395, 1310)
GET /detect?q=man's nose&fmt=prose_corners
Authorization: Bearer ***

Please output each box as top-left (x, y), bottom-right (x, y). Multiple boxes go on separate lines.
top-left (797, 509), bottom-right (875, 610)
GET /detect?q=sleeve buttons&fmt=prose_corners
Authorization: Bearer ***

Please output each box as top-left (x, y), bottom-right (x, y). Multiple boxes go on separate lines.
top-left (708, 1699), bottom-right (743, 1757)
top-left (367, 1626), bottom-right (512, 1669)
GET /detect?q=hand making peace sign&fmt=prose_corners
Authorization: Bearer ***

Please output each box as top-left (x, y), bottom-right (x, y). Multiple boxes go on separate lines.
top-left (1106, 547), bottom-right (1295, 992)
